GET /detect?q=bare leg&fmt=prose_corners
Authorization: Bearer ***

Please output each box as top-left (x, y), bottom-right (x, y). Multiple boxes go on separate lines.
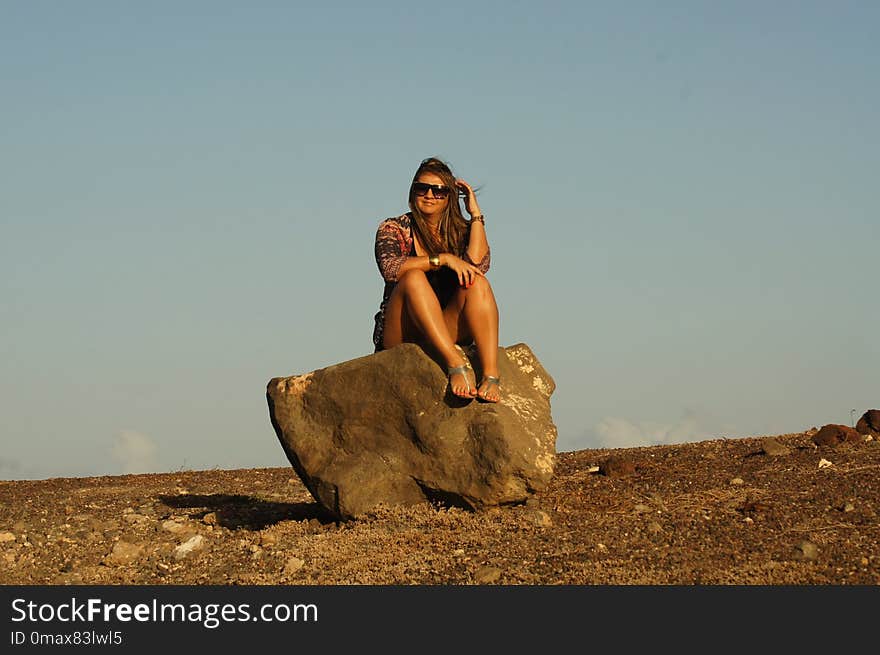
top-left (443, 275), bottom-right (501, 402)
top-left (382, 270), bottom-right (476, 397)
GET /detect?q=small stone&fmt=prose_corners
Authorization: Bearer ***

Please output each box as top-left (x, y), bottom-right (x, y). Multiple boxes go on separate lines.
top-left (282, 557), bottom-right (305, 576)
top-left (173, 535), bottom-right (206, 561)
top-left (259, 532), bottom-right (278, 546)
top-left (730, 478), bottom-right (744, 486)
top-left (761, 438), bottom-right (790, 456)
top-left (526, 510), bottom-right (552, 527)
top-left (596, 543), bottom-right (608, 552)
top-left (474, 565), bottom-right (502, 584)
top-left (861, 557), bottom-right (869, 567)
top-left (103, 541), bottom-right (144, 566)
top-left (843, 502), bottom-right (855, 513)
top-left (0, 532), bottom-right (16, 543)
top-left (202, 512), bottom-right (218, 525)
top-left (634, 504), bottom-right (652, 513)
top-left (161, 520), bottom-right (188, 534)
top-left (818, 459), bottom-right (833, 469)
top-left (599, 456), bottom-right (636, 478)
top-left (795, 541), bottom-right (819, 561)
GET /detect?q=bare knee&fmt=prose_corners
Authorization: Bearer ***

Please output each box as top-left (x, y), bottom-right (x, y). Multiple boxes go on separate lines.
top-left (396, 268), bottom-right (430, 293)
top-left (463, 274), bottom-right (494, 301)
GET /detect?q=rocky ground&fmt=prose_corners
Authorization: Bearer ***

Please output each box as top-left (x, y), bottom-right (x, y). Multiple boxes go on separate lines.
top-left (1, 428), bottom-right (878, 585)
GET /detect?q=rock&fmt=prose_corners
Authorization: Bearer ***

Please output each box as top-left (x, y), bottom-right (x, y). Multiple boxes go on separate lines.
top-left (267, 342), bottom-right (557, 520)
top-left (812, 424), bottom-right (863, 448)
top-left (122, 513), bottom-right (149, 524)
top-left (103, 541), bottom-right (144, 566)
top-left (856, 410), bottom-right (880, 438)
top-left (761, 438), bottom-right (790, 456)
top-left (474, 565), bottom-right (502, 584)
top-left (795, 540), bottom-right (819, 561)
top-left (173, 535), bottom-right (206, 561)
top-left (0, 532), bottom-right (15, 543)
top-left (161, 520), bottom-right (190, 535)
top-left (526, 509), bottom-right (553, 527)
top-left (282, 556), bottom-right (305, 576)
top-left (730, 478), bottom-right (744, 486)
top-left (599, 456), bottom-right (636, 478)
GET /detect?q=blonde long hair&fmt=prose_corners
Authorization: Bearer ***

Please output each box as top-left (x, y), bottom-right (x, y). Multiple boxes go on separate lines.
top-left (408, 157), bottom-right (471, 258)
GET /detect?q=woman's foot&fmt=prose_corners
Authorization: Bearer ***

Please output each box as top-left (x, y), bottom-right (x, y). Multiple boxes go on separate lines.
top-left (477, 376), bottom-right (501, 403)
top-left (448, 361), bottom-right (476, 398)
top-left (448, 345), bottom-right (476, 398)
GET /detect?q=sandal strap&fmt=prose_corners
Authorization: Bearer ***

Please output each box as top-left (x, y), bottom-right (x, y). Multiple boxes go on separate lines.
top-left (481, 376), bottom-right (500, 385)
top-left (448, 363), bottom-right (474, 392)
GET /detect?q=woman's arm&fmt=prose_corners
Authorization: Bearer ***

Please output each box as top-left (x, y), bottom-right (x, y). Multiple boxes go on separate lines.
top-left (464, 219), bottom-right (490, 273)
top-left (374, 216), bottom-right (439, 282)
top-left (456, 179), bottom-right (490, 272)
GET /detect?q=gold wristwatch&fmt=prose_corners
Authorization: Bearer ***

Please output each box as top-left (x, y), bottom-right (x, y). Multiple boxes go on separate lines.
top-left (429, 255), bottom-right (441, 269)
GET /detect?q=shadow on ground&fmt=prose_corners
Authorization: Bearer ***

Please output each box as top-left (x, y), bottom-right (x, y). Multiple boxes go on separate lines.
top-left (157, 493), bottom-right (335, 530)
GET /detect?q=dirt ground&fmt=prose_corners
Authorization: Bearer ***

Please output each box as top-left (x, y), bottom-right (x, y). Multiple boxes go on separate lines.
top-left (1, 430), bottom-right (878, 585)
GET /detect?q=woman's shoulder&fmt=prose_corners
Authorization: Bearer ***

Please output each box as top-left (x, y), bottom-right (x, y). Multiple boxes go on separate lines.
top-left (377, 212), bottom-right (412, 230)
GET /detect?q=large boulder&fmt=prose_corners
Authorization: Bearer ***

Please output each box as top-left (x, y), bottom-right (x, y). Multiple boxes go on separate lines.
top-left (266, 343), bottom-right (557, 521)
top-left (856, 410), bottom-right (880, 438)
top-left (812, 423), bottom-right (864, 448)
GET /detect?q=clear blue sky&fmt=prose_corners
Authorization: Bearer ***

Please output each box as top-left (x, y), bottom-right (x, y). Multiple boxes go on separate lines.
top-left (2, 1), bottom-right (877, 480)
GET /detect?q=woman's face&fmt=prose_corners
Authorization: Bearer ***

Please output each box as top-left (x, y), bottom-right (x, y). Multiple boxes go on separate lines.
top-left (412, 172), bottom-right (449, 219)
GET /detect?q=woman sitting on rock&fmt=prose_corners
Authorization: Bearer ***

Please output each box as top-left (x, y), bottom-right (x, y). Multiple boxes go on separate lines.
top-left (372, 157), bottom-right (501, 403)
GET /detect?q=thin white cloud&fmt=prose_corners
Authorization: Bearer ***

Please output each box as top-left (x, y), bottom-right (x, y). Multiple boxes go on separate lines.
top-left (112, 430), bottom-right (158, 474)
top-left (593, 410), bottom-right (712, 449)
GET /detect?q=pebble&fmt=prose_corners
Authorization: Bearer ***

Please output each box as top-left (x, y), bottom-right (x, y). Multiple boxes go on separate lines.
top-left (761, 438), bottom-right (790, 456)
top-left (103, 541), bottom-right (144, 566)
top-left (474, 565), bottom-right (502, 584)
top-left (795, 541), bottom-right (819, 561)
top-left (161, 520), bottom-right (189, 534)
top-left (634, 504), bottom-right (652, 513)
top-left (730, 478), bottom-right (744, 486)
top-left (282, 557), bottom-right (305, 576)
top-left (0, 532), bottom-right (16, 543)
top-left (173, 535), bottom-right (206, 561)
top-left (528, 510), bottom-right (553, 527)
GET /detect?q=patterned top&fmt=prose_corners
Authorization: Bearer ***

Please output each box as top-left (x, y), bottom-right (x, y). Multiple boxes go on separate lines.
top-left (372, 212), bottom-right (491, 352)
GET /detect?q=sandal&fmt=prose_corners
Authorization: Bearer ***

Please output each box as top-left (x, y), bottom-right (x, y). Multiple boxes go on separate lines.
top-left (448, 347), bottom-right (476, 399)
top-left (477, 376), bottom-right (501, 403)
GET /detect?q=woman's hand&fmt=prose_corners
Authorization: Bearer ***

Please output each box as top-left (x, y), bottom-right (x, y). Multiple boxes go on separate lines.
top-left (441, 254), bottom-right (484, 288)
top-left (455, 179), bottom-right (482, 219)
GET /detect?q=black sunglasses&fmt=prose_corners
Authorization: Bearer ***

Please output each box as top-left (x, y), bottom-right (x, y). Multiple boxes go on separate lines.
top-left (411, 182), bottom-right (451, 199)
